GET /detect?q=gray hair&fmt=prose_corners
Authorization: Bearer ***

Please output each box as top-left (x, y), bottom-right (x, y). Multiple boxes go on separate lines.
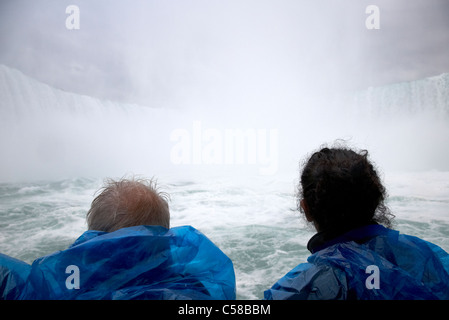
top-left (86, 177), bottom-right (170, 232)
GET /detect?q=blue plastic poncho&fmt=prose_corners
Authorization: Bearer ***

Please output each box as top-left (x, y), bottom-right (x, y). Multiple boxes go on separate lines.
top-left (264, 224), bottom-right (449, 300)
top-left (0, 225), bottom-right (236, 300)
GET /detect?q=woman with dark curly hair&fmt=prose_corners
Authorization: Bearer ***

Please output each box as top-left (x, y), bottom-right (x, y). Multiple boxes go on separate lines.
top-left (265, 146), bottom-right (449, 300)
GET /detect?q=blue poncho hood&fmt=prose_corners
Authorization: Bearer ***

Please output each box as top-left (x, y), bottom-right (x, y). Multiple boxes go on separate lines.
top-left (265, 224), bottom-right (449, 300)
top-left (1, 225), bottom-right (236, 300)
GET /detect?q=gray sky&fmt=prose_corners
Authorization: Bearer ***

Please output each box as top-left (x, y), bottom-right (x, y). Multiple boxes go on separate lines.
top-left (1, 0), bottom-right (449, 108)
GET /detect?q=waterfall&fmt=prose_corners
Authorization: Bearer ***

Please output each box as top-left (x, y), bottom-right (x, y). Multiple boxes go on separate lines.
top-left (1, 64), bottom-right (448, 182)
top-left (350, 73), bottom-right (449, 119)
top-left (0, 65), bottom-right (180, 181)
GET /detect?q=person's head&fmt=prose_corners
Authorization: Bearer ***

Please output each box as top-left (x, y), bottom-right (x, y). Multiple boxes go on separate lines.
top-left (86, 177), bottom-right (170, 232)
top-left (297, 146), bottom-right (394, 232)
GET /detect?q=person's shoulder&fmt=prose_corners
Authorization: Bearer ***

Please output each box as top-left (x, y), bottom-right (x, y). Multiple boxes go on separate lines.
top-left (396, 232), bottom-right (448, 255)
top-left (397, 232), bottom-right (449, 266)
top-left (265, 261), bottom-right (347, 300)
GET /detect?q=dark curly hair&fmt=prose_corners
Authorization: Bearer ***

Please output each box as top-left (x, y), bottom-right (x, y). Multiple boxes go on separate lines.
top-left (297, 147), bottom-right (394, 231)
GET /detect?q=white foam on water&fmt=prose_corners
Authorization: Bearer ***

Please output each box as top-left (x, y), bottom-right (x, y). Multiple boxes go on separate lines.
top-left (1, 171), bottom-right (449, 299)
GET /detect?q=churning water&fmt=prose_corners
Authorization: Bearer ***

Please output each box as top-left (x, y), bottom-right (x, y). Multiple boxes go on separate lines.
top-left (1, 173), bottom-right (449, 299)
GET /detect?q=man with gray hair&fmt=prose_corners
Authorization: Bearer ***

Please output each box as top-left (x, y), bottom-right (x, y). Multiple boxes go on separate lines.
top-left (0, 177), bottom-right (236, 300)
top-left (86, 178), bottom-right (170, 232)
